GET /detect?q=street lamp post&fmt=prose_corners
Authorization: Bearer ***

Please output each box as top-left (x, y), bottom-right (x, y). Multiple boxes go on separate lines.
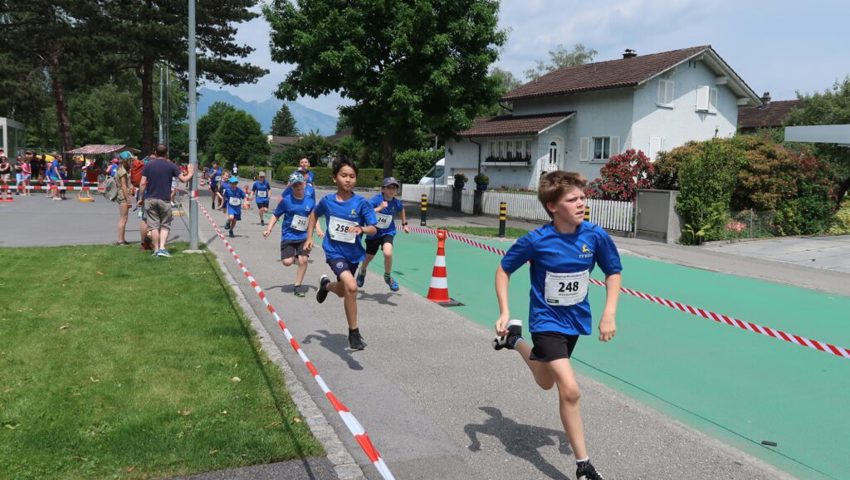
top-left (188, 0), bottom-right (199, 250)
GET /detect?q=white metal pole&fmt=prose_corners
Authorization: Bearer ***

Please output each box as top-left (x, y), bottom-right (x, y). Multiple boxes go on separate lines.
top-left (188, 0), bottom-right (198, 249)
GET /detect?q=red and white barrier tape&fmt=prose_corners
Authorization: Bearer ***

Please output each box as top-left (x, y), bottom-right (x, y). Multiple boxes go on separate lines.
top-left (409, 226), bottom-right (850, 360)
top-left (198, 203), bottom-right (396, 479)
top-left (2, 185), bottom-right (105, 192)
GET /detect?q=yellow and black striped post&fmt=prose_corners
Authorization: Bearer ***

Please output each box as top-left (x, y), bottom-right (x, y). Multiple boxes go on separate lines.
top-left (498, 201), bottom-right (507, 238)
top-left (420, 194), bottom-right (428, 226)
top-left (584, 204), bottom-right (591, 222)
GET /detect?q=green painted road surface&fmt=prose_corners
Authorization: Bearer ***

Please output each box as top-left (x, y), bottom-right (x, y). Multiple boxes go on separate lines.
top-left (363, 230), bottom-right (850, 480)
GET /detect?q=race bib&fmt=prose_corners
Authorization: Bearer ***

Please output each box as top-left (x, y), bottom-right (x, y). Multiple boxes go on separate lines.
top-left (228, 197), bottom-right (242, 207)
top-left (291, 214), bottom-right (308, 232)
top-left (215, 175), bottom-right (221, 182)
top-left (544, 270), bottom-right (589, 306)
top-left (256, 190), bottom-right (268, 198)
top-left (376, 213), bottom-right (393, 229)
top-left (328, 216), bottom-right (357, 244)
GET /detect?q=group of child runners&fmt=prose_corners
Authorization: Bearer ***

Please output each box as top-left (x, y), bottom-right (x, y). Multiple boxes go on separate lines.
top-left (213, 156), bottom-right (619, 480)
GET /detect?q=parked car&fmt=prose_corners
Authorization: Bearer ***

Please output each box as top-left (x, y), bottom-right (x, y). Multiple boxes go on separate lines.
top-left (418, 158), bottom-right (446, 185)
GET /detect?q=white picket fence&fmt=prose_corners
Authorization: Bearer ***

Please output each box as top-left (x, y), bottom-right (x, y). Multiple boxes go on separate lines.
top-left (401, 184), bottom-right (634, 232)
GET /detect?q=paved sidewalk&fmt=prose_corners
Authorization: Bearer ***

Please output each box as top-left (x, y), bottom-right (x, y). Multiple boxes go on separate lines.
top-left (198, 191), bottom-right (796, 480)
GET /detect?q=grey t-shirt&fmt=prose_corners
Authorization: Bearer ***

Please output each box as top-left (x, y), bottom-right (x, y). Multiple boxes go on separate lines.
top-left (142, 158), bottom-right (180, 201)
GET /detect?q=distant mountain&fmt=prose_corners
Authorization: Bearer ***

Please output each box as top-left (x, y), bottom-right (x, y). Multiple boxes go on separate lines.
top-left (197, 88), bottom-right (338, 136)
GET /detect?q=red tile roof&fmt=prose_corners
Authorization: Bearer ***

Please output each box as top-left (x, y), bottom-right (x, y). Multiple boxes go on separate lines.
top-left (459, 111), bottom-right (575, 137)
top-left (503, 46), bottom-right (711, 101)
top-left (738, 100), bottom-right (803, 129)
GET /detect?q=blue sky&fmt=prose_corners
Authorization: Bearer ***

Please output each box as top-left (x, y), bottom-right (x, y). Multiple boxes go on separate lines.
top-left (212, 0), bottom-right (850, 117)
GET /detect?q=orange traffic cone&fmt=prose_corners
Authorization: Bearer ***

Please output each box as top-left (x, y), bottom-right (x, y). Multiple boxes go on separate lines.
top-left (426, 229), bottom-right (462, 306)
top-left (1, 186), bottom-right (13, 202)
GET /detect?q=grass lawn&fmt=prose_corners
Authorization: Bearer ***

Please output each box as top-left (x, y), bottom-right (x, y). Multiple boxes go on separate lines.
top-left (432, 225), bottom-right (529, 239)
top-left (0, 244), bottom-right (323, 479)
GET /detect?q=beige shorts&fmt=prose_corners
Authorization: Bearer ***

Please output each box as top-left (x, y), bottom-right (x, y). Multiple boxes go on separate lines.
top-left (144, 198), bottom-right (173, 230)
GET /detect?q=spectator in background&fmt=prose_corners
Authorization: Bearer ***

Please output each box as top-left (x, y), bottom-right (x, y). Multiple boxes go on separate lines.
top-left (20, 155), bottom-right (31, 195)
top-left (0, 155), bottom-right (11, 192)
top-left (115, 155), bottom-right (133, 245)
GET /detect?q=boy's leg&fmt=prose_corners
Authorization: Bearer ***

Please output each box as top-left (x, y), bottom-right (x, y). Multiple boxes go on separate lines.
top-left (294, 254), bottom-right (309, 286)
top-left (549, 358), bottom-right (588, 461)
top-left (382, 241), bottom-right (393, 275)
top-left (327, 272), bottom-right (359, 329)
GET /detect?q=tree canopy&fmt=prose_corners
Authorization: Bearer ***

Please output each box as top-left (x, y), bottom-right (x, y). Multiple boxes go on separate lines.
top-left (264, 0), bottom-right (506, 176)
top-left (210, 110), bottom-right (269, 166)
top-left (198, 102), bottom-right (238, 161)
top-left (271, 104), bottom-right (299, 136)
top-left (524, 43), bottom-right (597, 81)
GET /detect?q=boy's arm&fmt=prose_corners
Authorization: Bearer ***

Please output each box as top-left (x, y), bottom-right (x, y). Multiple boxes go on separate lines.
top-left (399, 204), bottom-right (410, 233)
top-left (494, 265), bottom-right (512, 335)
top-left (599, 273), bottom-right (621, 342)
top-left (262, 214), bottom-right (279, 238)
top-left (305, 211), bottom-right (318, 251)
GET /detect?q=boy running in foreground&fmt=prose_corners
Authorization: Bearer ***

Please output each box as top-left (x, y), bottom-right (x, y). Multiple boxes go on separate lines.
top-left (493, 171), bottom-right (621, 480)
top-left (305, 158), bottom-right (377, 350)
top-left (356, 177), bottom-right (410, 291)
top-left (217, 176), bottom-right (245, 238)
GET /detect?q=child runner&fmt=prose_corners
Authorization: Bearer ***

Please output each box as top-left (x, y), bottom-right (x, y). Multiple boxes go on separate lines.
top-left (209, 162), bottom-right (223, 209)
top-left (356, 177), bottom-right (410, 291)
top-left (252, 171), bottom-right (272, 225)
top-left (262, 172), bottom-right (322, 297)
top-left (492, 171), bottom-right (621, 480)
top-left (217, 176), bottom-right (245, 237)
top-left (305, 158), bottom-right (377, 351)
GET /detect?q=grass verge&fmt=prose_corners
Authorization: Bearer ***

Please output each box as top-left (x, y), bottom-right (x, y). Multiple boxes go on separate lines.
top-left (0, 244), bottom-right (323, 479)
top-left (432, 225), bottom-right (529, 239)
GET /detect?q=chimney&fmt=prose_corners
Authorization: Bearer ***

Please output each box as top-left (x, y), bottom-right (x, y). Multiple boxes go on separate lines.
top-left (622, 49), bottom-right (637, 59)
top-left (761, 91), bottom-right (771, 105)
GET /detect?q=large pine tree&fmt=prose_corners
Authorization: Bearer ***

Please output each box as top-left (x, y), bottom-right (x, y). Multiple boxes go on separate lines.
top-left (270, 104), bottom-right (299, 136)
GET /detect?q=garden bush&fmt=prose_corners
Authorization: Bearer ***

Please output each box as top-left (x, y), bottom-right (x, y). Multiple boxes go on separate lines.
top-left (586, 149), bottom-right (654, 201)
top-left (273, 165), bottom-right (388, 188)
top-left (394, 148), bottom-right (444, 184)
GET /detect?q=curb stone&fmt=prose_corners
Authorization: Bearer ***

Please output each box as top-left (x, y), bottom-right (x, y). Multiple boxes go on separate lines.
top-left (212, 254), bottom-right (367, 480)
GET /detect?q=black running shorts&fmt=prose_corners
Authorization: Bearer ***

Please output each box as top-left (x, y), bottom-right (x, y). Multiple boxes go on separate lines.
top-left (530, 332), bottom-right (579, 362)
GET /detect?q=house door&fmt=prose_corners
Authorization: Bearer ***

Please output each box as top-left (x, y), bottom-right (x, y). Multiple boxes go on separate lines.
top-left (547, 139), bottom-right (561, 172)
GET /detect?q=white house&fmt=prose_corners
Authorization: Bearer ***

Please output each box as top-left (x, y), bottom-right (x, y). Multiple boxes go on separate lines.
top-left (444, 46), bottom-right (761, 189)
top-left (0, 117), bottom-right (26, 158)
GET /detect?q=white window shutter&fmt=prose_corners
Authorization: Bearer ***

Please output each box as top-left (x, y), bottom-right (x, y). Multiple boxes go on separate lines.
top-left (610, 136), bottom-right (620, 158)
top-left (696, 85), bottom-right (709, 111)
top-left (579, 137), bottom-right (590, 162)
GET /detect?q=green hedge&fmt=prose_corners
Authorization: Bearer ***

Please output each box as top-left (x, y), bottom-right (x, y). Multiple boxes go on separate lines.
top-left (273, 165), bottom-right (391, 188)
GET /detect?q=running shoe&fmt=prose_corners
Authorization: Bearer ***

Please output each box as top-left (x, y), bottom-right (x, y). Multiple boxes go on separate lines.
top-left (229, 229), bottom-right (234, 238)
top-left (157, 249), bottom-right (172, 258)
top-left (493, 319), bottom-right (523, 351)
top-left (356, 269), bottom-right (366, 288)
top-left (348, 329), bottom-right (366, 350)
top-left (384, 274), bottom-right (399, 292)
top-left (260, 219), bottom-right (265, 226)
top-left (316, 275), bottom-right (331, 304)
top-left (293, 285), bottom-right (305, 297)
top-left (576, 460), bottom-right (605, 480)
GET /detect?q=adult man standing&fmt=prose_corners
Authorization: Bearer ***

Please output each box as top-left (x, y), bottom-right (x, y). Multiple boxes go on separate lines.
top-left (137, 144), bottom-right (194, 257)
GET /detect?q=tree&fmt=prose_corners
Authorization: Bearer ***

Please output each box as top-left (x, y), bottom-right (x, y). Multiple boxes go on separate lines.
top-left (98, 0), bottom-right (267, 156)
top-left (785, 77), bottom-right (850, 204)
top-left (265, 0), bottom-right (507, 177)
top-left (524, 43), bottom-right (597, 81)
top-left (209, 110), bottom-right (269, 166)
top-left (198, 102), bottom-right (238, 161)
top-left (270, 104), bottom-right (299, 136)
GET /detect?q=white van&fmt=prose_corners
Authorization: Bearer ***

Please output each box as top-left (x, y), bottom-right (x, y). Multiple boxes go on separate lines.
top-left (418, 158), bottom-right (446, 185)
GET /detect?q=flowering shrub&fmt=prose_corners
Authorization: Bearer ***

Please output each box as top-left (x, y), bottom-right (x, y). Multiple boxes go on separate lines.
top-left (586, 149), bottom-right (655, 201)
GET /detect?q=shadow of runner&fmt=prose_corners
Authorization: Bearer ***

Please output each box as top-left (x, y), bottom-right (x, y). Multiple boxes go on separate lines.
top-left (464, 406), bottom-right (572, 480)
top-left (357, 291), bottom-right (398, 306)
top-left (302, 329), bottom-right (363, 371)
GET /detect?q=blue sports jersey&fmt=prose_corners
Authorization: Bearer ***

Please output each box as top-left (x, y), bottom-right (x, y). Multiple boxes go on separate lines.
top-left (252, 180), bottom-right (271, 204)
top-left (282, 183), bottom-right (316, 203)
top-left (313, 193), bottom-right (377, 263)
top-left (210, 167), bottom-right (223, 187)
top-left (222, 185), bottom-right (246, 215)
top-left (501, 222), bottom-right (622, 336)
top-left (367, 194), bottom-right (404, 238)
top-left (272, 189), bottom-right (315, 242)
top-left (294, 169), bottom-right (315, 185)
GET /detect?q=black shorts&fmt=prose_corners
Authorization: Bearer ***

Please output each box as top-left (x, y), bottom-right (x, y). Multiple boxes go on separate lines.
top-left (365, 235), bottom-right (394, 255)
top-left (327, 258), bottom-right (359, 280)
top-left (280, 240), bottom-right (308, 260)
top-left (529, 332), bottom-right (579, 362)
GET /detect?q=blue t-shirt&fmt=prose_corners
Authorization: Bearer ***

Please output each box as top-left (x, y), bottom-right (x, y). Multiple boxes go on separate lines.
top-left (295, 169), bottom-right (315, 185)
top-left (47, 160), bottom-right (61, 180)
top-left (313, 193), bottom-right (377, 263)
top-left (210, 167), bottom-right (222, 187)
top-left (142, 158), bottom-right (180, 201)
top-left (252, 180), bottom-right (271, 204)
top-left (501, 222), bottom-right (622, 336)
top-left (272, 190), bottom-right (315, 242)
top-left (367, 194), bottom-right (404, 238)
top-left (222, 185), bottom-right (246, 214)
top-left (282, 183), bottom-right (316, 203)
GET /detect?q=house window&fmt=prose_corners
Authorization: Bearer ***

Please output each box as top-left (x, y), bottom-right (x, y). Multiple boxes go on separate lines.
top-left (709, 87), bottom-right (718, 112)
top-left (516, 140), bottom-right (523, 158)
top-left (657, 79), bottom-right (675, 106)
top-left (525, 141), bottom-right (532, 159)
top-left (593, 137), bottom-right (610, 160)
top-left (489, 141), bottom-right (496, 157)
top-left (696, 85), bottom-right (718, 113)
top-left (506, 140), bottom-right (514, 159)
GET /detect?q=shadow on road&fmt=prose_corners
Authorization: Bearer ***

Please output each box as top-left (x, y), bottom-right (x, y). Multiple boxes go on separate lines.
top-left (464, 406), bottom-right (572, 480)
top-left (302, 329), bottom-right (363, 371)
